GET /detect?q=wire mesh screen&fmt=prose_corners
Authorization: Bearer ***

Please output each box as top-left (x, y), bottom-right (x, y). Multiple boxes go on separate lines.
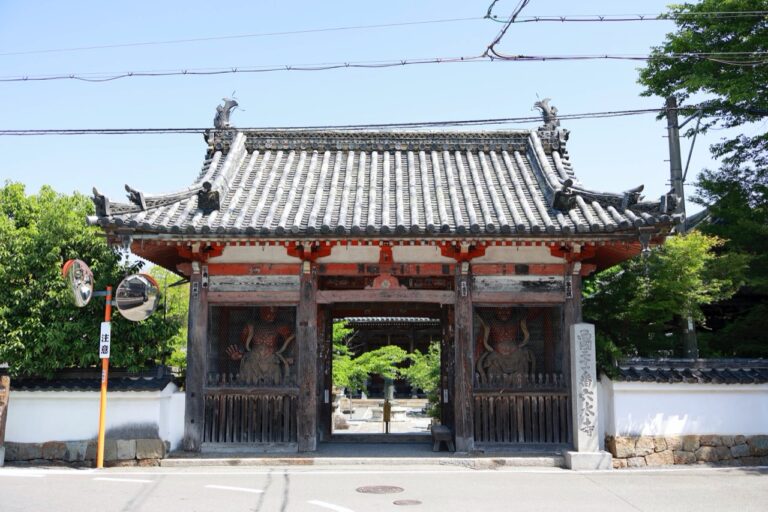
top-left (207, 306), bottom-right (297, 388)
top-left (473, 307), bottom-right (563, 390)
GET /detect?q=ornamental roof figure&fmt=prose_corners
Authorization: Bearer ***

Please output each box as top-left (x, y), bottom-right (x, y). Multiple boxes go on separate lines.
top-left (89, 99), bottom-right (679, 245)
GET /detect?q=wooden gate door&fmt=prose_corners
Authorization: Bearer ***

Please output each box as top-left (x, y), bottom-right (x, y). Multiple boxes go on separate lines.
top-left (202, 305), bottom-right (299, 449)
top-left (471, 306), bottom-right (571, 446)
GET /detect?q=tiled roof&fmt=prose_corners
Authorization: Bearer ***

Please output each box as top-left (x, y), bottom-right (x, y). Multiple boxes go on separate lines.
top-left (344, 317), bottom-right (440, 327)
top-left (615, 359), bottom-right (768, 384)
top-left (10, 368), bottom-right (176, 392)
top-left (91, 124), bottom-right (678, 238)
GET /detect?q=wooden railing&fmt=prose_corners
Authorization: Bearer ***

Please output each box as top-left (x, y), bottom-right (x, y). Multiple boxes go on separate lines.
top-left (203, 389), bottom-right (298, 444)
top-left (473, 381), bottom-right (571, 445)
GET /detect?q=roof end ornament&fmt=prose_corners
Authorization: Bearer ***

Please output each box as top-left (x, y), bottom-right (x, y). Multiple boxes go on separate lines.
top-left (125, 184), bottom-right (146, 211)
top-left (534, 98), bottom-right (569, 149)
top-left (92, 187), bottom-right (110, 217)
top-left (551, 178), bottom-right (577, 211)
top-left (197, 181), bottom-right (220, 214)
top-left (213, 97), bottom-right (239, 130)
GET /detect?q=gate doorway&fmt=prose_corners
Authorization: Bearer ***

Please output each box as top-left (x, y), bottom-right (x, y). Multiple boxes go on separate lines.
top-left (320, 303), bottom-right (451, 442)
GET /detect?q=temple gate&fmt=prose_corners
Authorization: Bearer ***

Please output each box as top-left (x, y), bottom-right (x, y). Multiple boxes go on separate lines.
top-left (90, 100), bottom-right (677, 456)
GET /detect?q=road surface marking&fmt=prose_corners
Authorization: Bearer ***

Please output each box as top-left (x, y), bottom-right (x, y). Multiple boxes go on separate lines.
top-left (0, 471), bottom-right (44, 478)
top-left (93, 477), bottom-right (153, 483)
top-left (308, 500), bottom-right (356, 512)
top-left (205, 484), bottom-right (264, 494)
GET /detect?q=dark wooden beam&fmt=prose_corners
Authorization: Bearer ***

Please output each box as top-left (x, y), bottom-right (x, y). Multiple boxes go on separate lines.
top-left (183, 271), bottom-right (207, 451)
top-left (453, 267), bottom-right (474, 452)
top-left (471, 292), bottom-right (565, 304)
top-left (297, 265), bottom-right (319, 451)
top-left (317, 289), bottom-right (454, 304)
top-left (207, 291), bottom-right (300, 304)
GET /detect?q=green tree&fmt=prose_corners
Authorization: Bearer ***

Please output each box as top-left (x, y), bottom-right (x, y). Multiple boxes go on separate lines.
top-left (149, 266), bottom-right (189, 371)
top-left (639, 0), bottom-right (768, 355)
top-left (0, 182), bottom-right (184, 377)
top-left (584, 232), bottom-right (746, 369)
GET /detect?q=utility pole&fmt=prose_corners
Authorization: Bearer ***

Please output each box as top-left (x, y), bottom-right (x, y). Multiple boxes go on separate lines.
top-left (666, 96), bottom-right (698, 358)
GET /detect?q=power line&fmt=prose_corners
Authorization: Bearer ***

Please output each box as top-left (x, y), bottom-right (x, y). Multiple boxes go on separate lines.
top-left (490, 11), bottom-right (768, 23)
top-left (0, 16), bottom-right (484, 58)
top-left (5, 49), bottom-right (766, 84)
top-left (0, 108), bottom-right (677, 135)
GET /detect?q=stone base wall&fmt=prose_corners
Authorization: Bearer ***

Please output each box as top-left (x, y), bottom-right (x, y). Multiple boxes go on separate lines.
top-left (4, 439), bottom-right (167, 467)
top-left (606, 435), bottom-right (768, 469)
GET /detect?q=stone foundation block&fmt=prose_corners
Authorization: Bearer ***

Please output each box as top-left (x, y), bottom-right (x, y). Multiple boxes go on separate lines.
top-left (730, 444), bottom-right (751, 458)
top-left (42, 441), bottom-right (67, 460)
top-left (653, 437), bottom-right (667, 452)
top-left (85, 441), bottom-right (97, 461)
top-left (700, 435), bottom-right (723, 447)
top-left (674, 451), bottom-right (696, 465)
top-left (635, 437), bottom-right (655, 456)
top-left (0, 446), bottom-right (5, 467)
top-left (138, 458), bottom-right (160, 467)
top-left (612, 458), bottom-right (627, 469)
top-left (748, 435), bottom-right (768, 457)
top-left (105, 459), bottom-right (138, 468)
top-left (64, 441), bottom-right (89, 462)
top-left (565, 451), bottom-right (612, 470)
top-left (721, 435), bottom-right (735, 447)
top-left (666, 436), bottom-right (683, 451)
top-left (627, 457), bottom-right (646, 468)
top-left (734, 435), bottom-right (747, 445)
top-left (695, 446), bottom-right (719, 462)
top-left (715, 446), bottom-right (732, 460)
top-left (682, 435), bottom-right (700, 452)
top-left (116, 440), bottom-right (136, 460)
top-left (606, 436), bottom-right (635, 458)
top-left (136, 439), bottom-right (165, 459)
top-left (5, 442), bottom-right (42, 461)
top-left (645, 450), bottom-right (675, 466)
top-left (104, 440), bottom-right (118, 462)
top-left (741, 457), bottom-right (762, 466)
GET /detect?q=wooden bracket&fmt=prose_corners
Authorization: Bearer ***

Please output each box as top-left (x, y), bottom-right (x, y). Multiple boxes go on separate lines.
top-left (439, 242), bottom-right (487, 262)
top-left (176, 243), bottom-right (224, 262)
top-left (286, 242), bottom-right (333, 262)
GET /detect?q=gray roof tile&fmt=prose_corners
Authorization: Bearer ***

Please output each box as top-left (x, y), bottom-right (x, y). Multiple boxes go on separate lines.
top-left (92, 128), bottom-right (678, 238)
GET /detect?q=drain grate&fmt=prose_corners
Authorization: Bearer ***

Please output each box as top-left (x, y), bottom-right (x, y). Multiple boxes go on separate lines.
top-left (356, 485), bottom-right (404, 494)
top-left (394, 499), bottom-right (422, 506)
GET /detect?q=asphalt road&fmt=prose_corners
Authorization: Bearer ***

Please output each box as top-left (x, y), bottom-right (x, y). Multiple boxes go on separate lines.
top-left (1, 464), bottom-right (766, 512)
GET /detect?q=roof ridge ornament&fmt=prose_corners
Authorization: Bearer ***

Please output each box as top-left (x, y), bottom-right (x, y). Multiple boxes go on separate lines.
top-left (534, 98), bottom-right (559, 130)
top-left (213, 97), bottom-right (239, 129)
top-left (533, 98), bottom-right (569, 149)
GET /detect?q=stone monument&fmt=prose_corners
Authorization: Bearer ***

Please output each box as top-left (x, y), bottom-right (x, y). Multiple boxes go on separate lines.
top-left (565, 323), bottom-right (612, 470)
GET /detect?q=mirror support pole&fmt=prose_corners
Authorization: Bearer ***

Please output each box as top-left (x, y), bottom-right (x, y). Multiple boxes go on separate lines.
top-left (96, 286), bottom-right (112, 469)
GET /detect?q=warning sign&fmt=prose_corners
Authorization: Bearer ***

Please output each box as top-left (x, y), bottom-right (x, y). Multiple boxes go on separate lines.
top-left (99, 322), bottom-right (111, 359)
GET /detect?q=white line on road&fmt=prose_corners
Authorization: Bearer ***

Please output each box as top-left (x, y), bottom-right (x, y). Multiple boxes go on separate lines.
top-left (205, 484), bottom-right (264, 494)
top-left (93, 477), bottom-right (154, 483)
top-left (0, 471), bottom-right (45, 478)
top-left (308, 500), bottom-right (356, 512)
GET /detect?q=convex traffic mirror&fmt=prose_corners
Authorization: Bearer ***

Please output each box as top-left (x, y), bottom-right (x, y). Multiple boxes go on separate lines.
top-left (115, 274), bottom-right (160, 322)
top-left (61, 259), bottom-right (94, 307)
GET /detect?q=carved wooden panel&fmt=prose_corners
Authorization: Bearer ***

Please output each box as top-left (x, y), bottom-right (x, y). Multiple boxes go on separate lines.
top-left (472, 275), bottom-right (564, 294)
top-left (209, 275), bottom-right (300, 292)
top-left (473, 391), bottom-right (571, 444)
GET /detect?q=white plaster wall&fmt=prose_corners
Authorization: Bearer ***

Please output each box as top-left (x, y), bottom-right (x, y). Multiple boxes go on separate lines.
top-left (601, 377), bottom-right (768, 436)
top-left (6, 383), bottom-right (186, 450)
top-left (208, 245), bottom-right (301, 263)
top-left (472, 246), bottom-right (564, 264)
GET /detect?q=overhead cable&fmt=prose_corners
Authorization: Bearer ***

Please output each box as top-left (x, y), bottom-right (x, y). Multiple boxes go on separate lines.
top-left (0, 16), bottom-right (483, 58)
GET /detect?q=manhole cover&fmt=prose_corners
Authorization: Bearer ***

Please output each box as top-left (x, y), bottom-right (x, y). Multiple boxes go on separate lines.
top-left (356, 485), bottom-right (404, 494)
top-left (394, 499), bottom-right (422, 506)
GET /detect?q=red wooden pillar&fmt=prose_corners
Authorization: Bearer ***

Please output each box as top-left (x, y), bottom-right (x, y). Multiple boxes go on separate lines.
top-left (453, 264), bottom-right (474, 452)
top-left (183, 266), bottom-right (208, 451)
top-left (297, 262), bottom-right (318, 451)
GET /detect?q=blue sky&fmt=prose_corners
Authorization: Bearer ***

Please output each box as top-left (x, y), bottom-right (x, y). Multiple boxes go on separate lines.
top-left (0, 1), bottom-right (724, 213)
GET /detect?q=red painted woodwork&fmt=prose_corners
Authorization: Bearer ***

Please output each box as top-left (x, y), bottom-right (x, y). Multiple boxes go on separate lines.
top-left (471, 264), bottom-right (566, 276)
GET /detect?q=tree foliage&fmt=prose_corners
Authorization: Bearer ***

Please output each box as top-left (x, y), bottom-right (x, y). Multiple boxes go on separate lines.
top-left (584, 232), bottom-right (746, 368)
top-left (0, 182), bottom-right (184, 377)
top-left (148, 266), bottom-right (189, 371)
top-left (331, 321), bottom-right (439, 396)
top-left (639, 1), bottom-right (768, 356)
